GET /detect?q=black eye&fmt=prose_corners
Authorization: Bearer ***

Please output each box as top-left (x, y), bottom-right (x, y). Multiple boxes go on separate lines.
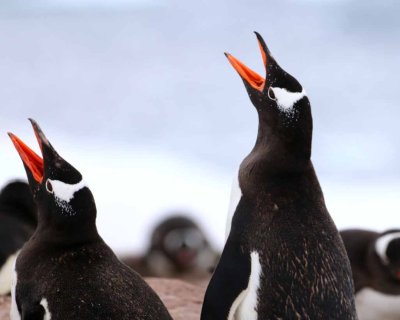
top-left (268, 87), bottom-right (276, 101)
top-left (46, 179), bottom-right (53, 193)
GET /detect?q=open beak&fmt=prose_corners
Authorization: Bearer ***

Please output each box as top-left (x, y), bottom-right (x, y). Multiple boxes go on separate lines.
top-left (225, 32), bottom-right (270, 92)
top-left (8, 119), bottom-right (54, 184)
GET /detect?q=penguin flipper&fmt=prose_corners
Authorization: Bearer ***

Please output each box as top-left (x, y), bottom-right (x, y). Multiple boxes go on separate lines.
top-left (200, 240), bottom-right (251, 320)
top-left (20, 303), bottom-right (45, 320)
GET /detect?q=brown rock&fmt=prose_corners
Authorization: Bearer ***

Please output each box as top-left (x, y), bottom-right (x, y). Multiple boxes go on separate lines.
top-left (0, 278), bottom-right (205, 320)
top-left (146, 278), bottom-right (205, 320)
top-left (0, 296), bottom-right (10, 320)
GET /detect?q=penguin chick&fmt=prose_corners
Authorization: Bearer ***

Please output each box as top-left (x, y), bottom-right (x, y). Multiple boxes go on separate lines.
top-left (8, 119), bottom-right (172, 320)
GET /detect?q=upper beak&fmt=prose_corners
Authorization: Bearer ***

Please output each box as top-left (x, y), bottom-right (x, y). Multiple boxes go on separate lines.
top-left (8, 119), bottom-right (56, 184)
top-left (225, 32), bottom-right (271, 92)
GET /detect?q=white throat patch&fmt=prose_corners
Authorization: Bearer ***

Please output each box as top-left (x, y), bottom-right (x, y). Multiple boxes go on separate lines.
top-left (375, 232), bottom-right (400, 265)
top-left (270, 87), bottom-right (306, 112)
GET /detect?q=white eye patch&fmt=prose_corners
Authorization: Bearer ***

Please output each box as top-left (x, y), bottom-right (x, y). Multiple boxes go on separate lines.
top-left (269, 87), bottom-right (306, 112)
top-left (375, 232), bottom-right (400, 265)
top-left (47, 179), bottom-right (87, 203)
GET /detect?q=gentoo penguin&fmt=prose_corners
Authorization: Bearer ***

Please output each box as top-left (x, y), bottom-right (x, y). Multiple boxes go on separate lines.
top-left (122, 214), bottom-right (220, 284)
top-left (201, 33), bottom-right (358, 319)
top-left (341, 229), bottom-right (400, 319)
top-left (0, 180), bottom-right (36, 295)
top-left (8, 119), bottom-right (172, 320)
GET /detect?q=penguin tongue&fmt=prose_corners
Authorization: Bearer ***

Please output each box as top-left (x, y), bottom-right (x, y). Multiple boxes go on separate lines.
top-left (396, 270), bottom-right (400, 280)
top-left (8, 133), bottom-right (44, 183)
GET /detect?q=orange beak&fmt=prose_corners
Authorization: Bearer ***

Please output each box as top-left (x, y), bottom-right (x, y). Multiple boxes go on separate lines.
top-left (225, 36), bottom-right (267, 92)
top-left (9, 129), bottom-right (44, 184)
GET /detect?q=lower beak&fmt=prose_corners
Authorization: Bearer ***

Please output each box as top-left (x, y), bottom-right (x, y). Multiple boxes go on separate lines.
top-left (8, 132), bottom-right (44, 183)
top-left (8, 119), bottom-right (51, 184)
top-left (225, 53), bottom-right (265, 92)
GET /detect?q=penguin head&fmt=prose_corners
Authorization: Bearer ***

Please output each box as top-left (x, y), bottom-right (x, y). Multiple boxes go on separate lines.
top-left (149, 215), bottom-right (211, 271)
top-left (8, 119), bottom-right (97, 237)
top-left (225, 32), bottom-right (312, 160)
top-left (375, 231), bottom-right (400, 281)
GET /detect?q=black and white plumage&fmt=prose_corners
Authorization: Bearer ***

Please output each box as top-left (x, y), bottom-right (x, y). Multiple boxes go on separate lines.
top-left (341, 229), bottom-right (400, 320)
top-left (201, 33), bottom-right (358, 320)
top-left (0, 181), bottom-right (36, 295)
top-left (8, 119), bottom-right (172, 320)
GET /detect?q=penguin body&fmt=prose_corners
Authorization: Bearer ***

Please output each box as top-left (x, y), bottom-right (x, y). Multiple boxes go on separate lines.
top-left (201, 33), bottom-right (357, 319)
top-left (9, 120), bottom-right (171, 320)
top-left (122, 214), bottom-right (219, 284)
top-left (0, 181), bottom-right (36, 295)
top-left (341, 229), bottom-right (400, 319)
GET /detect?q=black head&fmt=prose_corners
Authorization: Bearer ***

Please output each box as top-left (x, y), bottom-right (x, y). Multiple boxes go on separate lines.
top-left (375, 230), bottom-right (400, 281)
top-left (8, 119), bottom-right (98, 243)
top-left (0, 180), bottom-right (37, 227)
top-left (149, 215), bottom-right (209, 270)
top-left (225, 32), bottom-right (312, 165)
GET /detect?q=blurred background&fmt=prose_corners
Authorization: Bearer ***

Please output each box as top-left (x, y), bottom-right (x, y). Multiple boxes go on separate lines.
top-left (0, 0), bottom-right (398, 254)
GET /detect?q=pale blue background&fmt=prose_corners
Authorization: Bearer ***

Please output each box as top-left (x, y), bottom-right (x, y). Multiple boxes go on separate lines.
top-left (0, 0), bottom-right (398, 252)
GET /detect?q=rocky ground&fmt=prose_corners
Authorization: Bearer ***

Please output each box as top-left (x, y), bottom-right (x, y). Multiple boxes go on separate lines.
top-left (0, 278), bottom-right (205, 320)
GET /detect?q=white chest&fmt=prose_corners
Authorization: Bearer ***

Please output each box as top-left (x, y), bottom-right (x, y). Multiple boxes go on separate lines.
top-left (355, 288), bottom-right (400, 320)
top-left (0, 252), bottom-right (17, 295)
top-left (225, 173), bottom-right (242, 240)
top-left (10, 256), bottom-right (20, 320)
top-left (228, 251), bottom-right (262, 320)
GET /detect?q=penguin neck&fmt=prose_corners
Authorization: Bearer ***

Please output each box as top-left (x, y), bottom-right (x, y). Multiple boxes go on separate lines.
top-left (254, 118), bottom-right (312, 173)
top-left (35, 211), bottom-right (101, 248)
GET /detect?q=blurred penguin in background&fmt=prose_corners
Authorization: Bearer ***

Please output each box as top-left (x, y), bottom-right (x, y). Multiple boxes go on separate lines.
top-left (0, 180), bottom-right (36, 295)
top-left (341, 229), bottom-right (400, 320)
top-left (122, 214), bottom-right (220, 284)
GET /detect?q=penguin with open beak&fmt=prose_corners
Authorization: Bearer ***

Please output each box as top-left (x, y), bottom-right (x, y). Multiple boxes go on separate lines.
top-left (201, 33), bottom-right (358, 320)
top-left (8, 119), bottom-right (172, 320)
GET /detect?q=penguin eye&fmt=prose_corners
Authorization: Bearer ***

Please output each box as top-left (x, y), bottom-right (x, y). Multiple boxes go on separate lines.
top-left (268, 87), bottom-right (276, 101)
top-left (46, 179), bottom-right (54, 194)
